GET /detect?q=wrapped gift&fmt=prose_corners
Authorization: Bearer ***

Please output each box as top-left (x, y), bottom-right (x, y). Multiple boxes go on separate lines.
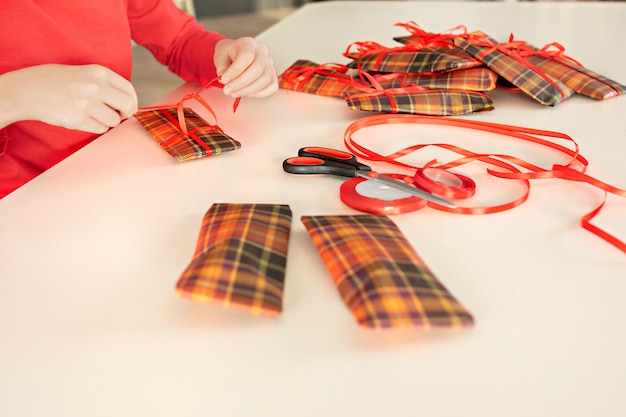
top-left (176, 203), bottom-right (292, 317)
top-left (301, 214), bottom-right (474, 331)
top-left (453, 32), bottom-right (575, 106)
top-left (278, 60), bottom-right (364, 97)
top-left (345, 86), bottom-right (494, 116)
top-left (279, 59), bottom-right (497, 99)
top-left (344, 40), bottom-right (482, 74)
top-left (375, 67), bottom-right (497, 92)
top-left (135, 108), bottom-right (240, 161)
top-left (516, 41), bottom-right (626, 100)
top-left (135, 79), bottom-right (241, 161)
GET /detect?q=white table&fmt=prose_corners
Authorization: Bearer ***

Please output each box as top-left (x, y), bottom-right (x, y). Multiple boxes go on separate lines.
top-left (1, 2), bottom-right (625, 416)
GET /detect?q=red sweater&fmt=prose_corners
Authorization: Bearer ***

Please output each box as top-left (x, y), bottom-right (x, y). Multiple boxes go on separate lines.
top-left (0, 0), bottom-right (226, 198)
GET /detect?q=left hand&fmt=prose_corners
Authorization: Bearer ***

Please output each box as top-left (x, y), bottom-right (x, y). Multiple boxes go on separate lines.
top-left (214, 37), bottom-right (278, 98)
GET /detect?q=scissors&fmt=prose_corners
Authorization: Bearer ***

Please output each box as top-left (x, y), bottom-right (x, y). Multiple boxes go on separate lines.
top-left (283, 147), bottom-right (456, 208)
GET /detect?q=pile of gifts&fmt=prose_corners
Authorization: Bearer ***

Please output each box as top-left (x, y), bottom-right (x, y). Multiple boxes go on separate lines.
top-left (278, 22), bottom-right (625, 116)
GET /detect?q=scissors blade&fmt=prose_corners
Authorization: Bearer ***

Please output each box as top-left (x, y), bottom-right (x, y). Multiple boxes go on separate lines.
top-left (356, 172), bottom-right (457, 208)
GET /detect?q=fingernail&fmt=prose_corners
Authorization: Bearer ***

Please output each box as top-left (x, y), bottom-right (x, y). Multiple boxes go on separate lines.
top-left (223, 86), bottom-right (233, 95)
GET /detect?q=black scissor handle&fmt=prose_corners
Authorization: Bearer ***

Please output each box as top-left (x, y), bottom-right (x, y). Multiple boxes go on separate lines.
top-left (283, 156), bottom-right (358, 178)
top-left (298, 147), bottom-right (371, 171)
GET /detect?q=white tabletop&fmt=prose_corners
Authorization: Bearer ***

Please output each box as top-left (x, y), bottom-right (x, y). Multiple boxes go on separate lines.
top-left (1, 2), bottom-right (625, 416)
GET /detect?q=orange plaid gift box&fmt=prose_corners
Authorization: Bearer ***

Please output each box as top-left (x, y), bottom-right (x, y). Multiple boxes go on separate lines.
top-left (176, 203), bottom-right (292, 317)
top-left (134, 107), bottom-right (241, 162)
top-left (301, 214), bottom-right (474, 331)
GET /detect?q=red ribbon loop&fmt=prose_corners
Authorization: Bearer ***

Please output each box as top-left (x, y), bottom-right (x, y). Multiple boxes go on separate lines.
top-left (393, 21), bottom-right (470, 49)
top-left (137, 77), bottom-right (239, 136)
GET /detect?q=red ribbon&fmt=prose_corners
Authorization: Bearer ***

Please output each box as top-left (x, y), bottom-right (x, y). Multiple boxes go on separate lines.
top-left (136, 77), bottom-right (240, 136)
top-left (393, 21), bottom-right (471, 49)
top-left (344, 114), bottom-right (625, 253)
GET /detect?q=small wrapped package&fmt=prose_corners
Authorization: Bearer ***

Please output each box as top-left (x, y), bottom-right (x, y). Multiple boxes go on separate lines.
top-left (134, 107), bottom-right (241, 161)
top-left (347, 46), bottom-right (482, 74)
top-left (375, 67), bottom-right (497, 92)
top-left (301, 214), bottom-right (474, 331)
top-left (279, 59), bottom-right (497, 96)
top-left (176, 203), bottom-right (292, 317)
top-left (278, 60), bottom-right (364, 97)
top-left (453, 32), bottom-right (575, 106)
top-left (345, 86), bottom-right (494, 116)
top-left (521, 44), bottom-right (626, 100)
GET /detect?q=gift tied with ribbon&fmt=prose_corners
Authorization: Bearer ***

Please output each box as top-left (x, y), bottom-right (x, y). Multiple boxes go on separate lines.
top-left (279, 21), bottom-right (624, 111)
top-left (279, 60), bottom-right (495, 116)
top-left (342, 114), bottom-right (626, 254)
top-left (134, 77), bottom-right (242, 161)
top-left (394, 21), bottom-right (625, 103)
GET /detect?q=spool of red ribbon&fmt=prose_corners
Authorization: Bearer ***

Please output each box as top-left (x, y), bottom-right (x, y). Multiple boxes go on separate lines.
top-left (340, 173), bottom-right (428, 215)
top-left (413, 167), bottom-right (476, 200)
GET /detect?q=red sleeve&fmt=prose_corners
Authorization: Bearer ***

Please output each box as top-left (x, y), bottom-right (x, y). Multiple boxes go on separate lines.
top-left (126, 0), bottom-right (228, 85)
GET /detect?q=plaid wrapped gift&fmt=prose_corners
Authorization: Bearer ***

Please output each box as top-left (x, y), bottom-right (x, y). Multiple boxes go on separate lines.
top-left (523, 46), bottom-right (626, 100)
top-left (280, 60), bottom-right (497, 96)
top-left (453, 33), bottom-right (575, 106)
top-left (278, 59), bottom-right (364, 97)
top-left (347, 46), bottom-right (482, 74)
top-left (176, 203), bottom-right (292, 317)
top-left (345, 87), bottom-right (494, 116)
top-left (301, 214), bottom-right (474, 331)
top-left (375, 67), bottom-right (497, 92)
top-left (134, 107), bottom-right (241, 161)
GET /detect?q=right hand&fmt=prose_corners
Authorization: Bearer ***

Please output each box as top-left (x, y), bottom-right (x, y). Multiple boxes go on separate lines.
top-left (0, 64), bottom-right (138, 134)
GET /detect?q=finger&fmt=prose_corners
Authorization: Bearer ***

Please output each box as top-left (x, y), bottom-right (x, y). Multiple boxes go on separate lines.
top-left (65, 116), bottom-right (110, 135)
top-left (219, 38), bottom-right (258, 84)
top-left (243, 79), bottom-right (279, 99)
top-left (102, 86), bottom-right (138, 119)
top-left (224, 62), bottom-right (277, 98)
top-left (106, 72), bottom-right (138, 117)
top-left (90, 102), bottom-right (125, 129)
top-left (223, 64), bottom-right (265, 96)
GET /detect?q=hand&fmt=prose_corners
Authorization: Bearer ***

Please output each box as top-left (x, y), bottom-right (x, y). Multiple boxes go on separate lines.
top-left (0, 64), bottom-right (138, 134)
top-left (213, 37), bottom-right (278, 99)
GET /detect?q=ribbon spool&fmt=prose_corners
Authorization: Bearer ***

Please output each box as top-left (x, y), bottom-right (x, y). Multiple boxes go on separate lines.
top-left (413, 167), bottom-right (476, 200)
top-left (340, 173), bottom-right (427, 215)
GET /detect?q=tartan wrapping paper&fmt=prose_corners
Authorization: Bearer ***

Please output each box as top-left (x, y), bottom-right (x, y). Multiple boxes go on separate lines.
top-left (278, 60), bottom-right (363, 97)
top-left (176, 203), bottom-right (292, 317)
top-left (345, 88), bottom-right (494, 116)
top-left (375, 67), bottom-right (497, 92)
top-left (525, 55), bottom-right (626, 100)
top-left (279, 60), bottom-right (497, 96)
top-left (453, 35), bottom-right (575, 106)
top-left (347, 46), bottom-right (482, 74)
top-left (134, 107), bottom-right (241, 161)
top-left (301, 215), bottom-right (474, 330)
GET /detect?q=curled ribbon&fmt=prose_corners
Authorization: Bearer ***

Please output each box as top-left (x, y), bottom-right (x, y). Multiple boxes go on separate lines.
top-left (136, 77), bottom-right (240, 136)
top-left (343, 114), bottom-right (625, 253)
top-left (393, 21), bottom-right (471, 49)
